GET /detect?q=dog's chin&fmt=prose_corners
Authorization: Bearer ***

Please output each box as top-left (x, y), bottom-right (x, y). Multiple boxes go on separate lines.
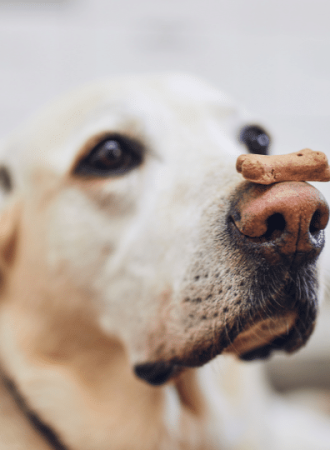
top-left (134, 263), bottom-right (319, 387)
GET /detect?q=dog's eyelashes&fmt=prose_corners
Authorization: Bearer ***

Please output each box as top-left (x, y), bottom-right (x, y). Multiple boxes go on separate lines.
top-left (74, 135), bottom-right (143, 177)
top-left (239, 125), bottom-right (270, 155)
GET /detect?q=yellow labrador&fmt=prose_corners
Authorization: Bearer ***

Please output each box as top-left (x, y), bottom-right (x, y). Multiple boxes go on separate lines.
top-left (0, 74), bottom-right (329, 450)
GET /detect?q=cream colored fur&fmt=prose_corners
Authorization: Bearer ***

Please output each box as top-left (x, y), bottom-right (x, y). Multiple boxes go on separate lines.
top-left (0, 74), bottom-right (329, 450)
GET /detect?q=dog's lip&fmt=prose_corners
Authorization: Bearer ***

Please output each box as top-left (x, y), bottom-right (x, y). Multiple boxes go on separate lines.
top-left (134, 312), bottom-right (299, 385)
top-left (134, 362), bottom-right (183, 386)
top-left (223, 311), bottom-right (297, 357)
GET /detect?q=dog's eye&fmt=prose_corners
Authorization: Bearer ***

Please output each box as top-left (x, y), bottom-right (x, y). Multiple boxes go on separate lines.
top-left (0, 166), bottom-right (12, 192)
top-left (74, 135), bottom-right (143, 177)
top-left (239, 125), bottom-right (270, 155)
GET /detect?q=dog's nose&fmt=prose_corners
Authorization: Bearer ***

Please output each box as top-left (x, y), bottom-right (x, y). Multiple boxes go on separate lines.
top-left (231, 181), bottom-right (329, 261)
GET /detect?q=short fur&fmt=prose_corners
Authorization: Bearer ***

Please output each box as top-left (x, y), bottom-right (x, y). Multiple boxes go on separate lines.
top-left (0, 74), bottom-right (329, 450)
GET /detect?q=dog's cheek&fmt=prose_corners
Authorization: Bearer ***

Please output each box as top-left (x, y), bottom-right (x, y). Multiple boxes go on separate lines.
top-left (45, 190), bottom-right (119, 283)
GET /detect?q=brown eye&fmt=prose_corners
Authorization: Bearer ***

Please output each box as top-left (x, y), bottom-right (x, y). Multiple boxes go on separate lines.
top-left (74, 135), bottom-right (143, 177)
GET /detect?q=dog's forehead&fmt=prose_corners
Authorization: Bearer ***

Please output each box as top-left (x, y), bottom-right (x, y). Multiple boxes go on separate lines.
top-left (3, 74), bottom-right (243, 181)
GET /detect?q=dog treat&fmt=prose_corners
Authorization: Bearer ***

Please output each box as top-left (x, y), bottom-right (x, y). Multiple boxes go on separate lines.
top-left (236, 148), bottom-right (330, 184)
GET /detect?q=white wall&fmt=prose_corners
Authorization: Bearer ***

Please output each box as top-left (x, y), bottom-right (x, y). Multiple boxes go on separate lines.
top-left (0, 0), bottom-right (330, 157)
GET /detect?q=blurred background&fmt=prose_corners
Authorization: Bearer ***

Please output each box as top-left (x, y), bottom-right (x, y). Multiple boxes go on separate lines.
top-left (0, 0), bottom-right (329, 409)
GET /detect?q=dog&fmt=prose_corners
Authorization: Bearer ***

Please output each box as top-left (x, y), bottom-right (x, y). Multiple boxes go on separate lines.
top-left (0, 73), bottom-right (329, 450)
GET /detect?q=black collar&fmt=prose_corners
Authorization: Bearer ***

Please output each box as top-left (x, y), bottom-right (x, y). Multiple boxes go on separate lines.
top-left (2, 374), bottom-right (69, 450)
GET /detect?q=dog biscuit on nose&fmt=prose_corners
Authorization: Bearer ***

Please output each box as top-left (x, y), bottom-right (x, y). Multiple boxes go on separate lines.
top-left (236, 148), bottom-right (330, 184)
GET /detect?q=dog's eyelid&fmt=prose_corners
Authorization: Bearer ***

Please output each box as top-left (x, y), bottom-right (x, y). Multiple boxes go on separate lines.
top-left (76, 132), bottom-right (143, 160)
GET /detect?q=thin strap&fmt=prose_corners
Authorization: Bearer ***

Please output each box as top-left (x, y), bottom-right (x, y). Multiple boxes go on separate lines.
top-left (2, 374), bottom-right (69, 450)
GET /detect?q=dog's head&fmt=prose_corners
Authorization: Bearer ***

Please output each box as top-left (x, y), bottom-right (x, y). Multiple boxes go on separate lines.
top-left (0, 74), bottom-right (328, 386)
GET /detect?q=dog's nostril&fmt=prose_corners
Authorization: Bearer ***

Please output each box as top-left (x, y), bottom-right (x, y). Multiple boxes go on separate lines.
top-left (309, 209), bottom-right (322, 234)
top-left (264, 213), bottom-right (286, 239)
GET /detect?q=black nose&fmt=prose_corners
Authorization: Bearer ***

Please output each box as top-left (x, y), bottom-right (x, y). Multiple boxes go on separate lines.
top-left (231, 181), bottom-right (329, 262)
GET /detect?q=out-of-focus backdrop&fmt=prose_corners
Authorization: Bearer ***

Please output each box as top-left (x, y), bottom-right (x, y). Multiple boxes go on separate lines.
top-left (1, 0), bottom-right (330, 156)
top-left (0, 0), bottom-right (329, 402)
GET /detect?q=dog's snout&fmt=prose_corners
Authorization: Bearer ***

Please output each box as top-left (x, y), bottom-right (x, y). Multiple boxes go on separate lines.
top-left (231, 181), bottom-right (329, 259)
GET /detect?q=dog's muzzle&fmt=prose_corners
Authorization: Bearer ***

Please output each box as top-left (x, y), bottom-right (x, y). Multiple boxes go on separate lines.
top-left (226, 181), bottom-right (329, 357)
top-left (134, 181), bottom-right (329, 386)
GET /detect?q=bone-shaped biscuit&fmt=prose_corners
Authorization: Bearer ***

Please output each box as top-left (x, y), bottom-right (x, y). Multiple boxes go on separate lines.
top-left (236, 148), bottom-right (330, 184)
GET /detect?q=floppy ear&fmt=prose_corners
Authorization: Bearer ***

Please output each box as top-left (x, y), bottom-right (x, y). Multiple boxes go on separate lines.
top-left (0, 199), bottom-right (21, 274)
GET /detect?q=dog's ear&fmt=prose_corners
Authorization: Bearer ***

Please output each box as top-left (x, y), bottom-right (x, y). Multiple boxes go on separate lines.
top-left (0, 199), bottom-right (21, 273)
